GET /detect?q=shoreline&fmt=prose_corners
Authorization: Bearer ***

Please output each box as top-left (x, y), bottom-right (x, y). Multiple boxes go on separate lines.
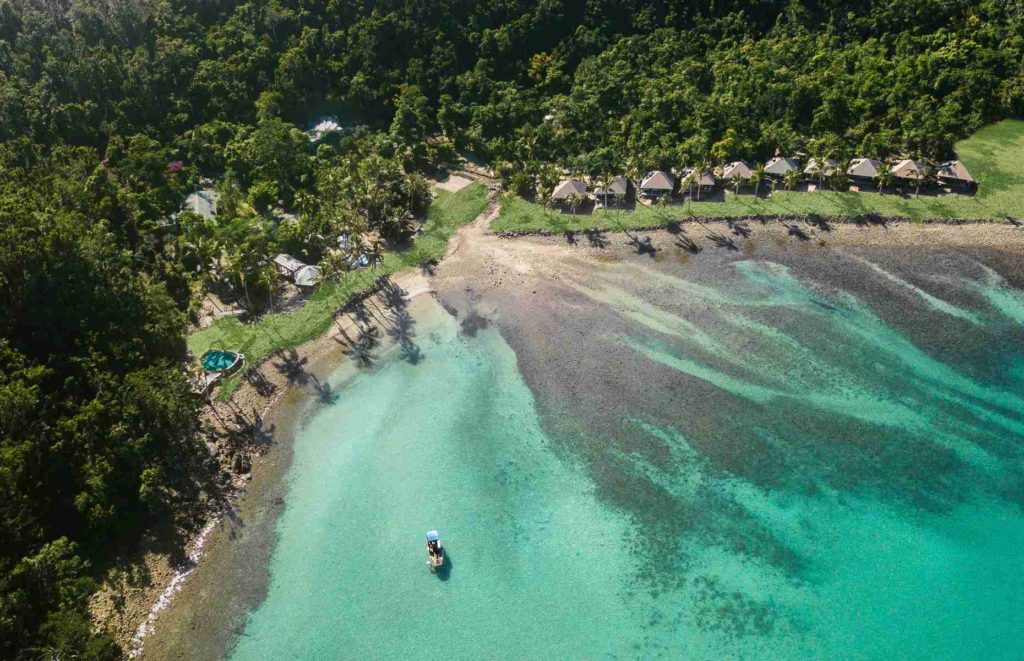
top-left (92, 269), bottom-right (438, 658)
top-left (110, 207), bottom-right (1024, 657)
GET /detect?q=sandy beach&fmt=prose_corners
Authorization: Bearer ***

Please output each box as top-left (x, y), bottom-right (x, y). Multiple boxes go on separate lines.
top-left (116, 205), bottom-right (1024, 658)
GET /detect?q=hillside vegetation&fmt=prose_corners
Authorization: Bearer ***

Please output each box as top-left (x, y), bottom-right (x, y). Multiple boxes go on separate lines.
top-left (1, 0), bottom-right (1022, 657)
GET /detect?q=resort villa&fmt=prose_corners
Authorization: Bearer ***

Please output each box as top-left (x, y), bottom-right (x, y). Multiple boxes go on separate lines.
top-left (593, 176), bottom-right (632, 207)
top-left (764, 156), bottom-right (799, 181)
top-left (937, 160), bottom-right (977, 192)
top-left (680, 168), bottom-right (717, 199)
top-left (639, 170), bottom-right (676, 203)
top-left (847, 158), bottom-right (883, 189)
top-left (721, 161), bottom-right (754, 186)
top-left (803, 157), bottom-right (839, 183)
top-left (551, 179), bottom-right (588, 207)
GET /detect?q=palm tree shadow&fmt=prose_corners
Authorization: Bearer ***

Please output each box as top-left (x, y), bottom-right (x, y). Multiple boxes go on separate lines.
top-left (583, 228), bottom-right (609, 248)
top-left (273, 348), bottom-right (309, 386)
top-left (309, 374), bottom-right (340, 405)
top-left (624, 230), bottom-right (657, 257)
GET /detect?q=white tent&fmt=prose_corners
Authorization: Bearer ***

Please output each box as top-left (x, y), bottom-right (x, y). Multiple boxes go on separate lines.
top-left (294, 265), bottom-right (322, 287)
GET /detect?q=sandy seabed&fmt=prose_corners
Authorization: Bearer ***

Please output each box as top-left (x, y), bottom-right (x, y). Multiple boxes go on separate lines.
top-left (133, 210), bottom-right (1024, 659)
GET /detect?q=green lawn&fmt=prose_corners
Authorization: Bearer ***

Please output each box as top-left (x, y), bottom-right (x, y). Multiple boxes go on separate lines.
top-left (188, 182), bottom-right (489, 397)
top-left (493, 120), bottom-right (1024, 233)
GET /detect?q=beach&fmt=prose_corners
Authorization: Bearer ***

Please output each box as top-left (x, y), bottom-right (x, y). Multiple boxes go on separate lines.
top-left (133, 210), bottom-right (1024, 659)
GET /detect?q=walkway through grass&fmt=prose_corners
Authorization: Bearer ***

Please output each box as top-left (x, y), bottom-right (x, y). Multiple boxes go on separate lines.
top-left (188, 182), bottom-right (489, 397)
top-left (493, 120), bottom-right (1024, 233)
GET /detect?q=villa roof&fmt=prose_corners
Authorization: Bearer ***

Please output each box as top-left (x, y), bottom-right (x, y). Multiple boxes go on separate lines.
top-left (681, 168), bottom-right (715, 187)
top-left (640, 170), bottom-right (675, 191)
top-left (593, 176), bottom-right (631, 197)
top-left (764, 157), bottom-right (799, 176)
top-left (803, 158), bottom-right (838, 177)
top-left (721, 161), bottom-right (753, 181)
top-left (892, 159), bottom-right (930, 181)
top-left (847, 158), bottom-right (882, 178)
top-left (552, 179), bottom-right (587, 200)
top-left (936, 160), bottom-right (974, 183)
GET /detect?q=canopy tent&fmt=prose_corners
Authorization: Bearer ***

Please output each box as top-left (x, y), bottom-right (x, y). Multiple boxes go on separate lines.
top-left (294, 265), bottom-right (322, 287)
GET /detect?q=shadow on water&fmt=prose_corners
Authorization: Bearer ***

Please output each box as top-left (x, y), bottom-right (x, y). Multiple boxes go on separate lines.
top-left (432, 549), bottom-right (453, 581)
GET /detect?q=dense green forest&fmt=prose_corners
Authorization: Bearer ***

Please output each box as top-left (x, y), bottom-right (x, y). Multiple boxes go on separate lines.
top-left (1, 0), bottom-right (1022, 657)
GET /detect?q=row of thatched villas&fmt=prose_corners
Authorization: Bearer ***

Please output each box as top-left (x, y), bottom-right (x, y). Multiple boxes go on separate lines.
top-left (549, 157), bottom-right (976, 207)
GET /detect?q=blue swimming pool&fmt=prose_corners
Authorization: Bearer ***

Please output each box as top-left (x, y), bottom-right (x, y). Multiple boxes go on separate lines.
top-left (201, 350), bottom-right (239, 372)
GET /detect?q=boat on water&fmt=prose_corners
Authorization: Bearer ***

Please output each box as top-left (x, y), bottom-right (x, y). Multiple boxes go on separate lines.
top-left (425, 530), bottom-right (444, 571)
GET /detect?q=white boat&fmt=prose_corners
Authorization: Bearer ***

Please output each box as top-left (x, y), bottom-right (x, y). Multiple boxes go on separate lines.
top-left (425, 529), bottom-right (444, 571)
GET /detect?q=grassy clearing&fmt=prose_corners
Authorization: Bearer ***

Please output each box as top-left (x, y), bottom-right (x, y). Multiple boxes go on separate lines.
top-left (493, 120), bottom-right (1024, 233)
top-left (188, 182), bottom-right (489, 397)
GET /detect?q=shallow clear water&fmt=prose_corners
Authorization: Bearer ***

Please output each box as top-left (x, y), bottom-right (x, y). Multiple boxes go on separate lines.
top-left (232, 257), bottom-right (1024, 660)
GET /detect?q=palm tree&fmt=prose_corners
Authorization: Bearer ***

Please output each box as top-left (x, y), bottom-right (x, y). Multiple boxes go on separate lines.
top-left (877, 164), bottom-right (895, 195)
top-left (694, 160), bottom-right (710, 201)
top-left (600, 171), bottom-right (613, 210)
top-left (805, 158), bottom-right (822, 192)
top-left (568, 192), bottom-right (583, 216)
top-left (783, 168), bottom-right (802, 192)
top-left (750, 164), bottom-right (766, 199)
top-left (260, 262), bottom-right (279, 314)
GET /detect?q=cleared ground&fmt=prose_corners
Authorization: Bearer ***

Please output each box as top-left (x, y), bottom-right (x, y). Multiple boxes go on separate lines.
top-left (493, 120), bottom-right (1024, 233)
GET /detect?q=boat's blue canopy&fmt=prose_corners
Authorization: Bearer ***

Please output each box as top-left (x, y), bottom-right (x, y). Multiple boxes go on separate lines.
top-left (425, 530), bottom-right (440, 542)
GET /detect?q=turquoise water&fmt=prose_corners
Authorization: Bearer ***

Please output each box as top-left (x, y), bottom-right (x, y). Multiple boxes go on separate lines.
top-left (202, 350), bottom-right (238, 372)
top-left (232, 257), bottom-right (1024, 660)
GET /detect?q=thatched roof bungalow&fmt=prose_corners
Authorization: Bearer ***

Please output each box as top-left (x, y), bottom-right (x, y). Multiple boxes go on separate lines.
top-left (593, 176), bottom-right (632, 205)
top-left (847, 158), bottom-right (882, 187)
top-left (764, 157), bottom-right (799, 179)
top-left (639, 171), bottom-right (675, 200)
top-left (936, 160), bottom-right (976, 191)
top-left (803, 158), bottom-right (838, 178)
top-left (892, 159), bottom-right (931, 182)
top-left (721, 161), bottom-right (753, 182)
top-left (551, 179), bottom-right (588, 202)
top-left (680, 168), bottom-right (716, 189)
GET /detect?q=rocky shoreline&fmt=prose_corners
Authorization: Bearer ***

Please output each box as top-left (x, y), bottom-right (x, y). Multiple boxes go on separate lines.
top-left (496, 212), bottom-right (1020, 238)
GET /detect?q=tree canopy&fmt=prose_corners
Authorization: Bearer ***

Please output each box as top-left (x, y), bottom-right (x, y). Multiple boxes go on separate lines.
top-left (1, 0), bottom-right (1022, 656)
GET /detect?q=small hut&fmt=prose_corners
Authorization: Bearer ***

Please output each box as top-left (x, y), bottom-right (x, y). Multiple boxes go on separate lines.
top-left (892, 159), bottom-right (930, 183)
top-left (764, 156), bottom-right (799, 180)
top-left (847, 158), bottom-right (882, 189)
top-left (639, 171), bottom-right (676, 202)
top-left (721, 161), bottom-right (754, 184)
top-left (803, 158), bottom-right (838, 180)
top-left (680, 168), bottom-right (716, 197)
top-left (593, 176), bottom-right (633, 207)
top-left (273, 254), bottom-right (306, 278)
top-left (551, 179), bottom-right (588, 204)
top-left (936, 160), bottom-right (976, 193)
